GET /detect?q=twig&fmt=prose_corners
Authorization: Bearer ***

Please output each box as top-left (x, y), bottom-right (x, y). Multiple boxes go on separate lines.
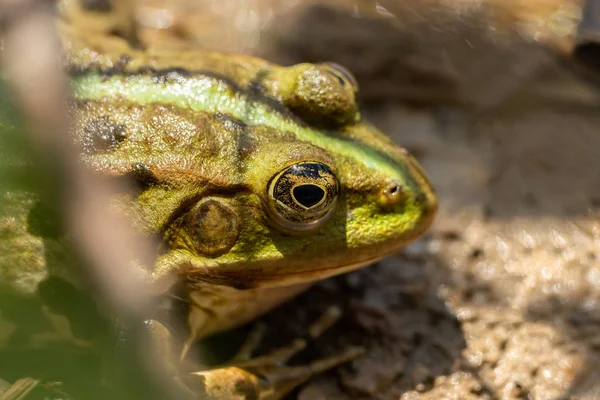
top-left (0, 0), bottom-right (176, 398)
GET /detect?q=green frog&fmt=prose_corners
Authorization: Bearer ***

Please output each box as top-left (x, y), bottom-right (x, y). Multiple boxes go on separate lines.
top-left (0, 5), bottom-right (437, 400)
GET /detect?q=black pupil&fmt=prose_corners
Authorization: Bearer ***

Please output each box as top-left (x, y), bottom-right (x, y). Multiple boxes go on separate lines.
top-left (293, 184), bottom-right (325, 208)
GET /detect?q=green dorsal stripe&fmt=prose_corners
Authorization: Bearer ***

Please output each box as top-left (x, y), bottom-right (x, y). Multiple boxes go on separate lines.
top-left (72, 73), bottom-right (404, 182)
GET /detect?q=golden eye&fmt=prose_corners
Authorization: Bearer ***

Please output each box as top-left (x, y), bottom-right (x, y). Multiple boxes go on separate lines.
top-left (285, 62), bottom-right (360, 127)
top-left (267, 161), bottom-right (339, 232)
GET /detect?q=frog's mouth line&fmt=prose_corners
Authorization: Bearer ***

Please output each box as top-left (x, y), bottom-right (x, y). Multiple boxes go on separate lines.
top-left (242, 245), bottom-right (408, 288)
top-left (186, 213), bottom-right (436, 291)
top-left (185, 252), bottom-right (388, 291)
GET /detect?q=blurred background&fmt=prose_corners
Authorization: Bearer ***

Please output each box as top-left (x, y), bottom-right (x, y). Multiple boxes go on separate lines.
top-left (1, 0), bottom-right (600, 399)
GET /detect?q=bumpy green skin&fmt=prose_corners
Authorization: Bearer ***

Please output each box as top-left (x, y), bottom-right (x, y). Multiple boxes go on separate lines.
top-left (1, 26), bottom-right (437, 399)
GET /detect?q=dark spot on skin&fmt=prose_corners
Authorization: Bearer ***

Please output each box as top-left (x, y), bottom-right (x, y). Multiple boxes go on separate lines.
top-left (150, 68), bottom-right (191, 84)
top-left (129, 163), bottom-right (159, 188)
top-left (81, 117), bottom-right (127, 154)
top-left (80, 0), bottom-right (112, 12)
top-left (37, 276), bottom-right (104, 340)
top-left (27, 199), bottom-right (64, 239)
top-left (248, 69), bottom-right (269, 97)
top-left (237, 134), bottom-right (257, 157)
top-left (114, 55), bottom-right (131, 72)
top-left (105, 163), bottom-right (159, 198)
top-left (214, 113), bottom-right (256, 158)
top-left (110, 163), bottom-right (160, 197)
top-left (214, 112), bottom-right (247, 128)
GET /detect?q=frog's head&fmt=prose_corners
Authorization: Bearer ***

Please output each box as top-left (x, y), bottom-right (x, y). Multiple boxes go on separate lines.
top-left (154, 64), bottom-right (435, 289)
top-left (217, 134), bottom-right (435, 289)
top-left (73, 61), bottom-right (436, 291)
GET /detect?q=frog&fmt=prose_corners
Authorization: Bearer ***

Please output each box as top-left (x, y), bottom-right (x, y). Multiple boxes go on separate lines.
top-left (0, 2), bottom-right (438, 399)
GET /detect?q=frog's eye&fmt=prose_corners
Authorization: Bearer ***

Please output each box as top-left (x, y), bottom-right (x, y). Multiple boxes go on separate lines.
top-left (285, 63), bottom-right (360, 127)
top-left (267, 161), bottom-right (339, 232)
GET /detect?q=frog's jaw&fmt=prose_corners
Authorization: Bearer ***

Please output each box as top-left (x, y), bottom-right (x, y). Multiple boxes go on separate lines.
top-left (251, 228), bottom-right (436, 288)
top-left (260, 201), bottom-right (436, 288)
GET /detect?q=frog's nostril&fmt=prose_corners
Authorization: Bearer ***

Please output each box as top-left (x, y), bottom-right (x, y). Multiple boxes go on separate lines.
top-left (379, 181), bottom-right (405, 207)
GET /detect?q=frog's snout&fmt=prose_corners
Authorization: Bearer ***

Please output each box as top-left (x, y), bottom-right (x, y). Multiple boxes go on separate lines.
top-left (386, 155), bottom-right (438, 239)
